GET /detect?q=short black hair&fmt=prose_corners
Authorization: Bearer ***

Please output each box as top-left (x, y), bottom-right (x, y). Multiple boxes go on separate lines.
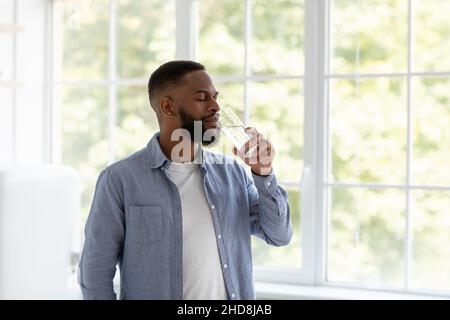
top-left (148, 60), bottom-right (205, 110)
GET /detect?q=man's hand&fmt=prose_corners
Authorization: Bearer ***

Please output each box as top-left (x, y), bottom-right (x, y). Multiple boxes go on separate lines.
top-left (232, 127), bottom-right (275, 176)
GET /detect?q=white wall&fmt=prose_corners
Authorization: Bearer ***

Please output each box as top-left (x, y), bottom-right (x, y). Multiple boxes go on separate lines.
top-left (15, 0), bottom-right (47, 165)
top-left (0, 0), bottom-right (47, 168)
top-left (0, 0), bottom-right (16, 168)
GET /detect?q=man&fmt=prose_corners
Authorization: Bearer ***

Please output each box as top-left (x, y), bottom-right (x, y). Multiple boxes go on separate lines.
top-left (78, 60), bottom-right (293, 300)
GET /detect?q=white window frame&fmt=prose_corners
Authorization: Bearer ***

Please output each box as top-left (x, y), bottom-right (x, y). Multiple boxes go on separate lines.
top-left (46, 0), bottom-right (450, 298)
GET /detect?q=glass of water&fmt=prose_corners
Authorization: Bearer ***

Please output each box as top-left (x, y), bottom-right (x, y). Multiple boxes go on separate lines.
top-left (218, 105), bottom-right (256, 156)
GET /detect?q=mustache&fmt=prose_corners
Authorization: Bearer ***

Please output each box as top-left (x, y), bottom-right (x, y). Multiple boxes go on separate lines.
top-left (202, 112), bottom-right (220, 122)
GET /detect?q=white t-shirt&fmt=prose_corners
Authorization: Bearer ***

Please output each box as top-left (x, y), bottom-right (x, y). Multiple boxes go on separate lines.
top-left (165, 160), bottom-right (227, 300)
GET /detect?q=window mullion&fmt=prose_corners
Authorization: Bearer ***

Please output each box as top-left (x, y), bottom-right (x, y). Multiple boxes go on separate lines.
top-left (12, 0), bottom-right (18, 165)
top-left (176, 0), bottom-right (196, 60)
top-left (303, 0), bottom-right (328, 285)
top-left (44, 0), bottom-right (54, 164)
top-left (243, 0), bottom-right (252, 126)
top-left (405, 0), bottom-right (414, 292)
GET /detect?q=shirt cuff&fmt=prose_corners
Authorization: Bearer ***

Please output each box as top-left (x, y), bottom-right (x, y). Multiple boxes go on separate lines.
top-left (252, 169), bottom-right (278, 196)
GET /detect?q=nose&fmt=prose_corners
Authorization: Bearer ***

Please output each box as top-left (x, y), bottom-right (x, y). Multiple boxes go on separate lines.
top-left (209, 99), bottom-right (221, 113)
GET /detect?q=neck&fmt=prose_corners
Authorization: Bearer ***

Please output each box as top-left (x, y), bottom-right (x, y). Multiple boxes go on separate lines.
top-left (159, 128), bottom-right (200, 163)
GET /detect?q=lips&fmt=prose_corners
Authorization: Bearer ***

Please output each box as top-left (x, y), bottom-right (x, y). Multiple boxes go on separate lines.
top-left (203, 114), bottom-right (220, 129)
top-left (203, 120), bottom-right (220, 129)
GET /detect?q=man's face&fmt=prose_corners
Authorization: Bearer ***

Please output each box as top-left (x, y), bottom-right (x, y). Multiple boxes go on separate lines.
top-left (172, 70), bottom-right (221, 146)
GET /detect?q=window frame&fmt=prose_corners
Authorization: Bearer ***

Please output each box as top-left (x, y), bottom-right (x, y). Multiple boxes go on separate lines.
top-left (46, 0), bottom-right (450, 298)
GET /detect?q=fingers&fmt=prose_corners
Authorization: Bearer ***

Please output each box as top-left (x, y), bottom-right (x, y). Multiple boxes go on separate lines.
top-left (237, 128), bottom-right (261, 157)
top-left (245, 127), bottom-right (258, 136)
top-left (238, 134), bottom-right (260, 158)
top-left (256, 140), bottom-right (274, 166)
top-left (232, 127), bottom-right (274, 168)
top-left (242, 140), bottom-right (273, 166)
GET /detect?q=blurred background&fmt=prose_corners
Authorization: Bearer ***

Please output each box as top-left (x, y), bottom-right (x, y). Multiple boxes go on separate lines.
top-left (0, 0), bottom-right (449, 299)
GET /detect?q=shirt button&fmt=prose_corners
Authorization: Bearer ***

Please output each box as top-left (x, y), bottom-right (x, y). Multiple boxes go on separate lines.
top-left (218, 234), bottom-right (222, 239)
top-left (211, 204), bottom-right (215, 210)
top-left (231, 293), bottom-right (236, 298)
top-left (266, 182), bottom-right (271, 187)
top-left (223, 264), bottom-right (228, 269)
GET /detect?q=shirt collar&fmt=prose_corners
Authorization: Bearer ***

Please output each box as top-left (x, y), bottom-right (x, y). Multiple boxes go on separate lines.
top-left (145, 132), bottom-right (209, 171)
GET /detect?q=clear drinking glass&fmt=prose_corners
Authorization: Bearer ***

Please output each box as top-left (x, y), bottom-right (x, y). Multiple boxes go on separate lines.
top-left (218, 105), bottom-right (256, 156)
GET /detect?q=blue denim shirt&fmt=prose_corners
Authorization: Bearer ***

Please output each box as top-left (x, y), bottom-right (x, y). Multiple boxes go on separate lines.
top-left (78, 132), bottom-right (293, 300)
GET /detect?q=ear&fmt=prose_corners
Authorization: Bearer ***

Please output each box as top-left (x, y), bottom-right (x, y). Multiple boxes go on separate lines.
top-left (159, 96), bottom-right (175, 117)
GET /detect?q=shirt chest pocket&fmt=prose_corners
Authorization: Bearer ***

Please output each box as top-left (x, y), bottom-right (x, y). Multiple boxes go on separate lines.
top-left (126, 205), bottom-right (163, 245)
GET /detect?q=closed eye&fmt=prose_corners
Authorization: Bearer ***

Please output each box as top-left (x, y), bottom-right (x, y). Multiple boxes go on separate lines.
top-left (194, 90), bottom-right (219, 102)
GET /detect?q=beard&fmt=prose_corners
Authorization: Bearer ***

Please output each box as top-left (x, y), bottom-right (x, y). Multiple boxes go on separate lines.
top-left (178, 108), bottom-right (220, 147)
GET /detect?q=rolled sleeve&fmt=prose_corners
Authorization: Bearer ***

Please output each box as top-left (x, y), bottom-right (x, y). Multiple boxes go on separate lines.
top-left (246, 169), bottom-right (293, 247)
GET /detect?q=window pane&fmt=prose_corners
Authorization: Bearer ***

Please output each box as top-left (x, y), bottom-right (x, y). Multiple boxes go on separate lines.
top-left (198, 0), bottom-right (245, 75)
top-left (0, 89), bottom-right (13, 168)
top-left (117, 0), bottom-right (175, 79)
top-left (53, 0), bottom-right (108, 81)
top-left (252, 187), bottom-right (301, 268)
top-left (249, 80), bottom-right (304, 182)
top-left (412, 78), bottom-right (450, 186)
top-left (412, 190), bottom-right (450, 292)
top-left (330, 0), bottom-right (407, 74)
top-left (58, 86), bottom-right (108, 223)
top-left (328, 187), bottom-right (405, 288)
top-left (251, 0), bottom-right (304, 75)
top-left (414, 0), bottom-right (450, 72)
top-left (115, 85), bottom-right (158, 160)
top-left (330, 78), bottom-right (407, 183)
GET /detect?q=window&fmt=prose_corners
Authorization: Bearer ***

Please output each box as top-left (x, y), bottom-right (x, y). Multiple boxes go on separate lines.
top-left (51, 0), bottom-right (450, 297)
top-left (326, 0), bottom-right (450, 293)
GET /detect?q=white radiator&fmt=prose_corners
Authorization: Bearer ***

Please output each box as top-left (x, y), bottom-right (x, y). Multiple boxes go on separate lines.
top-left (0, 165), bottom-right (80, 299)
